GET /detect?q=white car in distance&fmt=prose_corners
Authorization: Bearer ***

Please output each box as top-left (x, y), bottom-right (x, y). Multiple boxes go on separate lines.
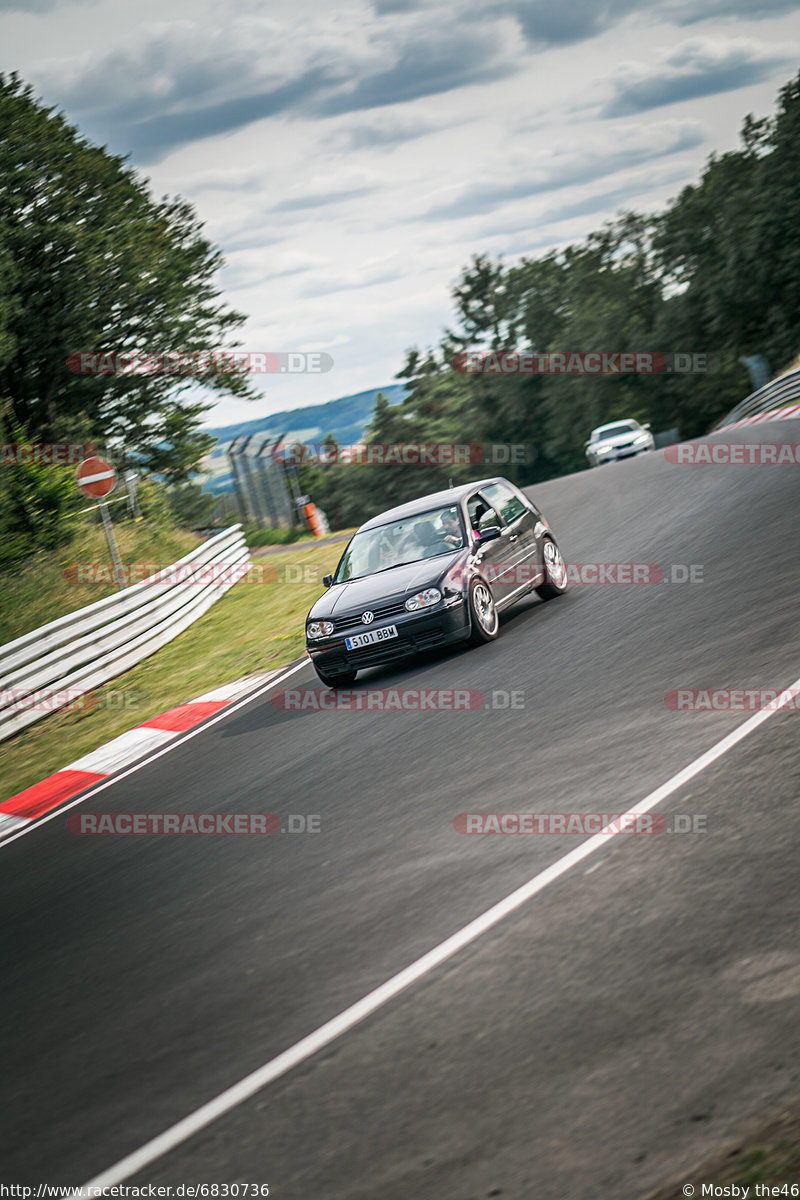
top-left (585, 419), bottom-right (655, 467)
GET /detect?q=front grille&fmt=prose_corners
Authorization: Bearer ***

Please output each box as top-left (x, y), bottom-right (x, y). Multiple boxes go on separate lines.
top-left (614, 441), bottom-right (634, 450)
top-left (332, 599), bottom-right (408, 633)
top-left (346, 637), bottom-right (413, 665)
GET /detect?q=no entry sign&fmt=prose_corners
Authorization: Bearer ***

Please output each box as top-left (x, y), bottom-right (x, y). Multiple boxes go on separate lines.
top-left (77, 456), bottom-right (116, 498)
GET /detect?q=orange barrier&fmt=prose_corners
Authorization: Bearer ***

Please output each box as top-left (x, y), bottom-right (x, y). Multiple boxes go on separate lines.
top-left (302, 501), bottom-right (324, 537)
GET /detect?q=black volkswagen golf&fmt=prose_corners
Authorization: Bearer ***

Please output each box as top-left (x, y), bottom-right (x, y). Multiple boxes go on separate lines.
top-left (305, 477), bottom-right (568, 687)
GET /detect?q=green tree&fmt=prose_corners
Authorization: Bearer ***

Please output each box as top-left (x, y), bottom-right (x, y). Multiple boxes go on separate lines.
top-left (754, 71), bottom-right (800, 370)
top-left (0, 73), bottom-right (257, 481)
top-left (166, 481), bottom-right (217, 529)
top-left (654, 70), bottom-right (800, 374)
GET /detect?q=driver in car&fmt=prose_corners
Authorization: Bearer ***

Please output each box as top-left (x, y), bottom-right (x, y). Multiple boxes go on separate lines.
top-left (440, 508), bottom-right (464, 548)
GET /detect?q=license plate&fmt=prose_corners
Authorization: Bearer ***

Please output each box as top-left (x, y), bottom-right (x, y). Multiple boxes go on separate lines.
top-left (345, 625), bottom-right (399, 650)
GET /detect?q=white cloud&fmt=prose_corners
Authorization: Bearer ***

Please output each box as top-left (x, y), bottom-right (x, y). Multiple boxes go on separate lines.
top-left (419, 120), bottom-right (706, 219)
top-left (600, 35), bottom-right (795, 117)
top-left (31, 7), bottom-right (524, 159)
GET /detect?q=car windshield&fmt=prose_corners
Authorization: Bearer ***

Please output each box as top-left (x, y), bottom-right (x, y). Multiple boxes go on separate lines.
top-left (334, 505), bottom-right (465, 582)
top-left (596, 423), bottom-right (637, 440)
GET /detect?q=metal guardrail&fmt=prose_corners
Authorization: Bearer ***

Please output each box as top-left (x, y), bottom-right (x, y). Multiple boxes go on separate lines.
top-left (713, 366), bottom-right (800, 429)
top-left (0, 524), bottom-right (250, 742)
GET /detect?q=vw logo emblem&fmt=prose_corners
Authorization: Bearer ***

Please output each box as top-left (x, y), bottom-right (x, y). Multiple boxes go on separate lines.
top-left (361, 611), bottom-right (374, 624)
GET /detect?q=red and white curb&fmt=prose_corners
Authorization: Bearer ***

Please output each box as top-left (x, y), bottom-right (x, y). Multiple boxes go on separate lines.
top-left (0, 668), bottom-right (289, 841)
top-left (714, 402), bottom-right (800, 432)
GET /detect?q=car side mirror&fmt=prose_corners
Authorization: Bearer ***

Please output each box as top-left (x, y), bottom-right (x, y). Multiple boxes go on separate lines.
top-left (642, 423), bottom-right (651, 430)
top-left (477, 525), bottom-right (502, 543)
top-left (322, 574), bottom-right (333, 587)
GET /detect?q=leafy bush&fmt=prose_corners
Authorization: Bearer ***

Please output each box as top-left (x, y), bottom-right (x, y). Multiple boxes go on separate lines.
top-left (133, 477), bottom-right (176, 526)
top-left (0, 411), bottom-right (81, 568)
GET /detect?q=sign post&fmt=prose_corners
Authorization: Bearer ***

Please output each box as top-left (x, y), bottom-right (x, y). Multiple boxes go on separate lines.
top-left (76, 456), bottom-right (125, 591)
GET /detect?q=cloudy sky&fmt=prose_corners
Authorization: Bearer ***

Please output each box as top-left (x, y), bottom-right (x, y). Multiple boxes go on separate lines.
top-left (1, 0), bottom-right (799, 428)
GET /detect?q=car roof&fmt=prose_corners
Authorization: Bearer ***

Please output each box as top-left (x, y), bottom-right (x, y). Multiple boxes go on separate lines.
top-left (357, 477), bottom-right (510, 531)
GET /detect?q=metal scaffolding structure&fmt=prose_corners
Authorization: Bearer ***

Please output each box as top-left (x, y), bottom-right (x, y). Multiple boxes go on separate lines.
top-left (227, 434), bottom-right (297, 529)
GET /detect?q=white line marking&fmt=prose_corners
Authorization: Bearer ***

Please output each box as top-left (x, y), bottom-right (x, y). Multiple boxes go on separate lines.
top-left (76, 674), bottom-right (800, 1190)
top-left (0, 660), bottom-right (308, 850)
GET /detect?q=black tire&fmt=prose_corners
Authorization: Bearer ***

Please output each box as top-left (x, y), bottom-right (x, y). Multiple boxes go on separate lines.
top-left (467, 578), bottom-right (499, 645)
top-left (535, 536), bottom-right (568, 600)
top-left (314, 665), bottom-right (357, 688)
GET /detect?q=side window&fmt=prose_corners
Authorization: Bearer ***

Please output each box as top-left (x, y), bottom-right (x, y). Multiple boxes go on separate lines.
top-left (467, 493), bottom-right (501, 532)
top-left (481, 482), bottom-right (527, 524)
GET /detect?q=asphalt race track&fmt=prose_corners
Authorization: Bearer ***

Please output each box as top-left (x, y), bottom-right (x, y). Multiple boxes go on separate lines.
top-left (2, 420), bottom-right (799, 1198)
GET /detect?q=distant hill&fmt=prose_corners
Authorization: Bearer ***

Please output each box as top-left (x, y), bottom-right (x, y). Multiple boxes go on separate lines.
top-left (198, 383), bottom-right (407, 494)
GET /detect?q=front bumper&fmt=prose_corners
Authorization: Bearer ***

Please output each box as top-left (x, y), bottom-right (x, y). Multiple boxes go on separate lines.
top-left (589, 443), bottom-right (652, 465)
top-left (306, 601), bottom-right (471, 674)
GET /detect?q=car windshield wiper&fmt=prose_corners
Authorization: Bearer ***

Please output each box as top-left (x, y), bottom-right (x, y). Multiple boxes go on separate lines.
top-left (333, 560), bottom-right (417, 582)
top-left (372, 559), bottom-right (420, 573)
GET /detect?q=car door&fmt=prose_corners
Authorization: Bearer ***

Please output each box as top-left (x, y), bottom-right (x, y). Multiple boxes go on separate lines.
top-left (466, 489), bottom-right (516, 605)
top-left (479, 481), bottom-right (539, 600)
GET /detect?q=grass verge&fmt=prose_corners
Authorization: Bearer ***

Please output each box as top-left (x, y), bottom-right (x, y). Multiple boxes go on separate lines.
top-left (645, 1100), bottom-right (800, 1199)
top-left (0, 538), bottom-right (345, 803)
top-left (0, 520), bottom-right (201, 644)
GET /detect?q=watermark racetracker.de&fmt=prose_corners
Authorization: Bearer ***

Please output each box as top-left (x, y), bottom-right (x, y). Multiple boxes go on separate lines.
top-left (1, 687), bottom-right (143, 714)
top-left (64, 562), bottom-right (257, 586)
top-left (665, 688), bottom-right (800, 711)
top-left (270, 687), bottom-right (526, 712)
top-left (67, 350), bottom-right (333, 375)
top-left (269, 441), bottom-right (529, 466)
top-left (0, 442), bottom-right (96, 465)
top-left (452, 350), bottom-right (717, 375)
top-left (67, 813), bottom-right (321, 834)
top-left (453, 812), bottom-right (709, 834)
top-left (665, 442), bottom-right (800, 465)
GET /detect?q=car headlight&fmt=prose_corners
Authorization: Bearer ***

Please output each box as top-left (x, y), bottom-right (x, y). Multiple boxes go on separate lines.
top-left (634, 433), bottom-right (650, 443)
top-left (404, 587), bottom-right (442, 611)
top-left (307, 620), bottom-right (334, 639)
top-left (595, 444), bottom-right (612, 454)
